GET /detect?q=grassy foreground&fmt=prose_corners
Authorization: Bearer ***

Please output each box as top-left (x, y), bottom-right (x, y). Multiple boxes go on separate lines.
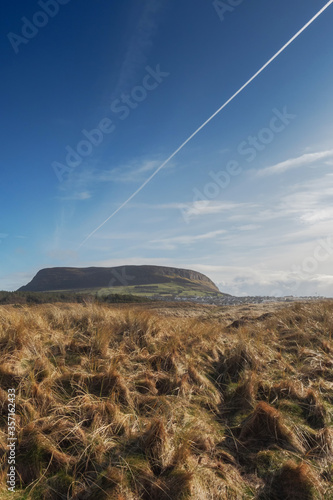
top-left (0, 301), bottom-right (332, 499)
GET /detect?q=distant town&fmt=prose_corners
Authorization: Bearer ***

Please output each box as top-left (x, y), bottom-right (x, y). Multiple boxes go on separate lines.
top-left (151, 294), bottom-right (325, 305)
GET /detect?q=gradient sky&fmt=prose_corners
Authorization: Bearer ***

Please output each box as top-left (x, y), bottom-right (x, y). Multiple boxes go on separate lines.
top-left (1, 0), bottom-right (333, 296)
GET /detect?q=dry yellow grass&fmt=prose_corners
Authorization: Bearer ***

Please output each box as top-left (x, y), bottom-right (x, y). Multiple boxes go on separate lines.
top-left (0, 300), bottom-right (332, 499)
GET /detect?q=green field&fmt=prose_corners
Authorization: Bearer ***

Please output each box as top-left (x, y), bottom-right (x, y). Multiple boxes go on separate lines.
top-left (96, 282), bottom-right (223, 298)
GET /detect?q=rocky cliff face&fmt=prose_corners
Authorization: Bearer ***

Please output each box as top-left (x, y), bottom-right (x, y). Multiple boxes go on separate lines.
top-left (18, 265), bottom-right (220, 293)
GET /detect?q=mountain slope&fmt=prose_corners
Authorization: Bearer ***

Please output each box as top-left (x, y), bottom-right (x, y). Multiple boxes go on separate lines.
top-left (18, 265), bottom-right (221, 295)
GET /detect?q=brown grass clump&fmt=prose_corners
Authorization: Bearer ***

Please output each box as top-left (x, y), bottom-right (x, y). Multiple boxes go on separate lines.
top-left (149, 350), bottom-right (179, 373)
top-left (306, 427), bottom-right (333, 459)
top-left (134, 371), bottom-right (158, 395)
top-left (0, 430), bottom-right (7, 461)
top-left (39, 417), bottom-right (87, 454)
top-left (16, 422), bottom-right (76, 486)
top-left (0, 317), bottom-right (30, 353)
top-left (30, 355), bottom-right (53, 382)
top-left (215, 342), bottom-right (261, 386)
top-left (226, 370), bottom-right (257, 412)
top-left (113, 310), bottom-right (160, 349)
top-left (269, 460), bottom-right (323, 499)
top-left (238, 402), bottom-right (304, 452)
top-left (302, 388), bottom-right (327, 428)
top-left (141, 419), bottom-right (170, 475)
top-left (266, 379), bottom-right (305, 400)
top-left (259, 380), bottom-right (329, 428)
top-left (30, 382), bottom-right (58, 417)
top-left (0, 387), bottom-right (8, 416)
top-left (84, 369), bottom-right (131, 404)
top-left (0, 362), bottom-right (20, 391)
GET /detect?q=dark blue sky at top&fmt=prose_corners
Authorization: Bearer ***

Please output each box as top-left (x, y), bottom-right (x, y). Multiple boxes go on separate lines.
top-left (1, 0), bottom-right (333, 295)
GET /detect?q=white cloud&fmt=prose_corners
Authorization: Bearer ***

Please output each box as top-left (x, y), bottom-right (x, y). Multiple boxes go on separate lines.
top-left (225, 172), bottom-right (333, 229)
top-left (257, 149), bottom-right (333, 176)
top-left (277, 173), bottom-right (333, 226)
top-left (149, 229), bottom-right (227, 250)
top-left (60, 157), bottom-right (173, 192)
top-left (104, 159), bottom-right (162, 183)
top-left (300, 208), bottom-right (333, 224)
top-left (237, 224), bottom-right (261, 231)
top-left (191, 264), bottom-right (333, 298)
top-left (110, 0), bottom-right (165, 98)
top-left (94, 231), bottom-right (145, 240)
top-left (181, 200), bottom-right (256, 219)
top-left (58, 191), bottom-right (91, 201)
top-left (0, 271), bottom-right (36, 291)
top-left (125, 201), bottom-right (253, 218)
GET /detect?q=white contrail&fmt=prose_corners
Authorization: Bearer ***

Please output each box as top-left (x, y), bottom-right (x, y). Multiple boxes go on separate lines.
top-left (79, 0), bottom-right (333, 248)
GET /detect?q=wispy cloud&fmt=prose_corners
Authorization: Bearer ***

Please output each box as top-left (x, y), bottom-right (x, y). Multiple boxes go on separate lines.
top-left (59, 158), bottom-right (172, 193)
top-left (181, 201), bottom-right (256, 219)
top-left (94, 231), bottom-right (146, 241)
top-left (224, 172), bottom-right (333, 228)
top-left (101, 159), bottom-right (165, 183)
top-left (237, 224), bottom-right (261, 231)
top-left (300, 208), bottom-right (333, 223)
top-left (0, 271), bottom-right (36, 291)
top-left (191, 263), bottom-right (333, 298)
top-left (58, 191), bottom-right (92, 201)
top-left (123, 201), bottom-right (252, 216)
top-left (278, 173), bottom-right (333, 223)
top-left (111, 0), bottom-right (166, 97)
top-left (149, 229), bottom-right (227, 250)
top-left (257, 149), bottom-right (333, 176)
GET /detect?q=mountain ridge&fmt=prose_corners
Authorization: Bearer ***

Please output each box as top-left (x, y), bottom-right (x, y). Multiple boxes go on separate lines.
top-left (18, 265), bottom-right (221, 295)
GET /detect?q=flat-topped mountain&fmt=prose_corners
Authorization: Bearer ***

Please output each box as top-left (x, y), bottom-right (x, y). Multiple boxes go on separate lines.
top-left (18, 265), bottom-right (221, 295)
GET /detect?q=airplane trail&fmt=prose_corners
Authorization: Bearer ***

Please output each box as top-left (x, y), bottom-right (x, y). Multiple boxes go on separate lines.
top-left (79, 0), bottom-right (333, 248)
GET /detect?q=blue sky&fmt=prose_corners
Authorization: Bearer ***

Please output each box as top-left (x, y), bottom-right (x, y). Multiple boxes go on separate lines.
top-left (1, 0), bottom-right (333, 296)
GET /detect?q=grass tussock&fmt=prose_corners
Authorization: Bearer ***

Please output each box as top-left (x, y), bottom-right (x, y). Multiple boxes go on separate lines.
top-left (266, 460), bottom-right (323, 499)
top-left (238, 401), bottom-right (305, 452)
top-left (0, 300), bottom-right (332, 498)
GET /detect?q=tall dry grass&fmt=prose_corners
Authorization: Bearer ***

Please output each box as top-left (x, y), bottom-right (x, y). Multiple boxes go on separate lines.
top-left (0, 300), bottom-right (332, 499)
